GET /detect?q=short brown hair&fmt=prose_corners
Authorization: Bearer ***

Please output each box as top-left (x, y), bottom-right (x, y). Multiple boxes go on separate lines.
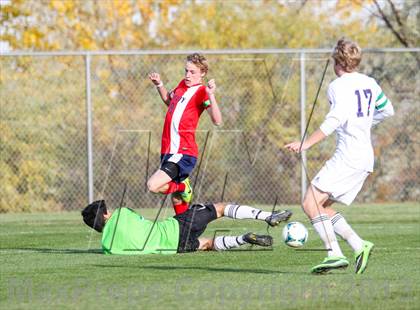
top-left (186, 53), bottom-right (208, 74)
top-left (333, 38), bottom-right (362, 72)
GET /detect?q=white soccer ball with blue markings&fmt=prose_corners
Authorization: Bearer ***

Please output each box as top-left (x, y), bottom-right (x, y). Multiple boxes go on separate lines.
top-left (282, 222), bottom-right (308, 248)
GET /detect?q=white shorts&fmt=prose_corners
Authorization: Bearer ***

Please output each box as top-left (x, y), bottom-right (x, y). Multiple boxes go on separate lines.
top-left (311, 160), bottom-right (370, 206)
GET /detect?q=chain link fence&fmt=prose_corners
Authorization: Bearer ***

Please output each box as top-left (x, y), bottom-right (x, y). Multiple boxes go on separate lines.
top-left (1, 49), bottom-right (419, 212)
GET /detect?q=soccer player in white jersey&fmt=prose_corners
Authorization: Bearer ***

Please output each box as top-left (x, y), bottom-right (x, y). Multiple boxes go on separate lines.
top-left (285, 38), bottom-right (394, 274)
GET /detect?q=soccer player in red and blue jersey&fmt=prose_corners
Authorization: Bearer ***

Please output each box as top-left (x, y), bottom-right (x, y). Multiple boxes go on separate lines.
top-left (147, 53), bottom-right (222, 215)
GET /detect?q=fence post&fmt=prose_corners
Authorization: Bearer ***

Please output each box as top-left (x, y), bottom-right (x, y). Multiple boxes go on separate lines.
top-left (300, 52), bottom-right (307, 202)
top-left (85, 53), bottom-right (94, 203)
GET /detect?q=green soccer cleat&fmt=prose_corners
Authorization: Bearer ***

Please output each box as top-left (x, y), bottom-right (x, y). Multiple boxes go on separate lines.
top-left (180, 178), bottom-right (193, 203)
top-left (311, 256), bottom-right (349, 274)
top-left (355, 241), bottom-right (374, 274)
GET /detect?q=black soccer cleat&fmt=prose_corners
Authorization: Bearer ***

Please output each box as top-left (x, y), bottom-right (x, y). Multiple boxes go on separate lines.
top-left (243, 232), bottom-right (273, 247)
top-left (265, 210), bottom-right (293, 227)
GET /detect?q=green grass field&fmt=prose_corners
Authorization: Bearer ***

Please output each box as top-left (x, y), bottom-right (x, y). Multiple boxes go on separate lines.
top-left (1, 203), bottom-right (419, 309)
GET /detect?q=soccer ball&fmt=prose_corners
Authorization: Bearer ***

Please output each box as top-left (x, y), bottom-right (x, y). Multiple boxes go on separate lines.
top-left (282, 222), bottom-right (308, 248)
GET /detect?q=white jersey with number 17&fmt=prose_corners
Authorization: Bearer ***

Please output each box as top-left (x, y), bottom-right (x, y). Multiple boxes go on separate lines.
top-left (319, 72), bottom-right (394, 172)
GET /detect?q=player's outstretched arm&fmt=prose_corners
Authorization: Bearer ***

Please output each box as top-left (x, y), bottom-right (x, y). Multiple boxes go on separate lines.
top-left (285, 129), bottom-right (327, 153)
top-left (372, 98), bottom-right (394, 126)
top-left (205, 79), bottom-right (222, 126)
top-left (148, 72), bottom-right (170, 106)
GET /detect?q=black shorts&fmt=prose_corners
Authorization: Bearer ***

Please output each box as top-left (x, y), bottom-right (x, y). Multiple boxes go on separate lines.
top-left (174, 204), bottom-right (217, 253)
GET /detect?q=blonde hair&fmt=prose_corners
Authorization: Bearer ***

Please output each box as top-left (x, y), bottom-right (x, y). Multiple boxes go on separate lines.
top-left (333, 38), bottom-right (362, 72)
top-left (186, 53), bottom-right (209, 74)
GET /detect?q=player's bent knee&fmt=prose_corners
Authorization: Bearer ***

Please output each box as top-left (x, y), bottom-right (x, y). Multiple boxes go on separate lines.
top-left (302, 197), bottom-right (319, 218)
top-left (146, 181), bottom-right (155, 192)
top-left (301, 204), bottom-right (311, 218)
top-left (147, 180), bottom-right (161, 193)
top-left (302, 196), bottom-right (311, 209)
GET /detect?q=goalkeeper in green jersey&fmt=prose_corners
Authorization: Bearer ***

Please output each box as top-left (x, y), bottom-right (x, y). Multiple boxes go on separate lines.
top-left (82, 200), bottom-right (292, 255)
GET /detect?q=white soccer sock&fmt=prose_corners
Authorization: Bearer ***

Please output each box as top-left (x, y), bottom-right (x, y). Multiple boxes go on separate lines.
top-left (224, 204), bottom-right (271, 221)
top-left (311, 214), bottom-right (344, 257)
top-left (331, 213), bottom-right (363, 252)
top-left (214, 236), bottom-right (246, 251)
top-left (213, 235), bottom-right (246, 251)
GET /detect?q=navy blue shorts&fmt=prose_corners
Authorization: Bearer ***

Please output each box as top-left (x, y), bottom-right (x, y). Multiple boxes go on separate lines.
top-left (160, 154), bottom-right (197, 183)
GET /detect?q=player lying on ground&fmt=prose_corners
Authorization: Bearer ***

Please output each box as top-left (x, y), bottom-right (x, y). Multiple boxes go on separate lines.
top-left (147, 53), bottom-right (222, 215)
top-left (82, 200), bottom-right (292, 254)
top-left (285, 38), bottom-right (394, 274)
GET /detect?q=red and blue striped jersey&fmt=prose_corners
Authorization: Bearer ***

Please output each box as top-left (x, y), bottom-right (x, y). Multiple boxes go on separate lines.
top-left (161, 79), bottom-right (210, 157)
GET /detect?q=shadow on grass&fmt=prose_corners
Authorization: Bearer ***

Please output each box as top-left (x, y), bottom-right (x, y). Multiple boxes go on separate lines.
top-left (92, 264), bottom-right (307, 275)
top-left (0, 248), bottom-right (103, 254)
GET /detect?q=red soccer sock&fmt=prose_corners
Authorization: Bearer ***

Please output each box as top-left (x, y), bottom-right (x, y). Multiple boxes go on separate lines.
top-left (177, 182), bottom-right (186, 192)
top-left (164, 181), bottom-right (185, 194)
top-left (173, 201), bottom-right (189, 215)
